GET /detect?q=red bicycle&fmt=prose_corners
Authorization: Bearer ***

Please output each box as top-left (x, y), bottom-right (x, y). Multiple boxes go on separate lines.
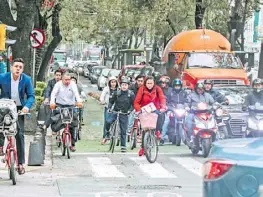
top-left (55, 106), bottom-right (77, 159)
top-left (129, 117), bottom-right (142, 150)
top-left (1, 110), bottom-right (29, 185)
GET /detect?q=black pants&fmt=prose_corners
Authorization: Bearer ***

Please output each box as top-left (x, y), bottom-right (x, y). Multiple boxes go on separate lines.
top-left (0, 106), bottom-right (25, 164)
top-left (106, 113), bottom-right (128, 148)
top-left (156, 112), bottom-right (165, 132)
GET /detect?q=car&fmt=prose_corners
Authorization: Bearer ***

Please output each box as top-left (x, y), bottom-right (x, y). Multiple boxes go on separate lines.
top-left (140, 65), bottom-right (155, 77)
top-left (118, 65), bottom-right (145, 82)
top-left (97, 68), bottom-right (111, 90)
top-left (203, 138), bottom-right (263, 197)
top-left (108, 69), bottom-right (121, 78)
top-left (90, 66), bottom-right (105, 84)
top-left (87, 55), bottom-right (101, 65)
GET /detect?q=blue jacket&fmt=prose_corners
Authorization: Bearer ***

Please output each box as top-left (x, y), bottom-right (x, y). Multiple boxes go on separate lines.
top-left (0, 72), bottom-right (35, 109)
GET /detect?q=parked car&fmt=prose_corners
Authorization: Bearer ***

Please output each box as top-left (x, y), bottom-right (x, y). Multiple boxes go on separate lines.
top-left (87, 55), bottom-right (101, 65)
top-left (108, 69), bottom-right (121, 78)
top-left (97, 68), bottom-right (111, 90)
top-left (203, 138), bottom-right (263, 197)
top-left (83, 62), bottom-right (99, 79)
top-left (90, 66), bottom-right (105, 84)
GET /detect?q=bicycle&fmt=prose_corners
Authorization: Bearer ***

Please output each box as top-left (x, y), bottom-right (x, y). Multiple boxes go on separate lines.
top-left (55, 106), bottom-right (77, 159)
top-left (129, 116), bottom-right (142, 150)
top-left (108, 111), bottom-right (129, 153)
top-left (74, 107), bottom-right (82, 142)
top-left (138, 112), bottom-right (159, 163)
top-left (0, 109), bottom-right (30, 185)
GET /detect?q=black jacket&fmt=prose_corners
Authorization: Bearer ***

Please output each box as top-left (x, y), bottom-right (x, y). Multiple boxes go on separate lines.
top-left (244, 91), bottom-right (263, 106)
top-left (109, 90), bottom-right (135, 113)
top-left (167, 88), bottom-right (190, 108)
top-left (44, 78), bottom-right (57, 99)
top-left (129, 83), bottom-right (140, 96)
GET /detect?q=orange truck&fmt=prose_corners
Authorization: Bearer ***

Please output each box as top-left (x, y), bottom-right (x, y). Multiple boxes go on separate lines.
top-left (162, 29), bottom-right (250, 89)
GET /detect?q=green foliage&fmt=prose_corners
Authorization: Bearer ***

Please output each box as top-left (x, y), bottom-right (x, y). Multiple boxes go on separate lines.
top-left (36, 81), bottom-right (47, 89)
top-left (35, 96), bottom-right (44, 109)
top-left (35, 81), bottom-right (46, 109)
top-left (35, 88), bottom-right (44, 97)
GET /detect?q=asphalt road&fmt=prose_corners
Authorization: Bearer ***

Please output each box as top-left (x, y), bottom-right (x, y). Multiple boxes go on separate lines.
top-left (0, 75), bottom-right (205, 197)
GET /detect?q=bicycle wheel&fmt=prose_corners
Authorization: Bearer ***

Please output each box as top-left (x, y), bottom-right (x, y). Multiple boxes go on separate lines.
top-left (66, 134), bottom-right (71, 159)
top-left (130, 128), bottom-right (137, 150)
top-left (108, 121), bottom-right (117, 153)
top-left (61, 133), bottom-right (66, 156)
top-left (56, 135), bottom-right (61, 147)
top-left (9, 150), bottom-right (17, 185)
top-left (77, 126), bottom-right (81, 140)
top-left (143, 130), bottom-right (158, 163)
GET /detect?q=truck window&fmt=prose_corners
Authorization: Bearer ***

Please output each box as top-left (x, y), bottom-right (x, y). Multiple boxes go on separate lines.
top-left (187, 53), bottom-right (242, 69)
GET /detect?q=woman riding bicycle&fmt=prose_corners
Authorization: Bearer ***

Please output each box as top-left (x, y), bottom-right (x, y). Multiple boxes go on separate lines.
top-left (133, 76), bottom-right (166, 156)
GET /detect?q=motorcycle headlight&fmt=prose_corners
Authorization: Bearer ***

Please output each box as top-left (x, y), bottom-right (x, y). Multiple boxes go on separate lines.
top-left (174, 109), bottom-right (186, 117)
top-left (216, 108), bottom-right (223, 117)
top-left (4, 115), bottom-right (12, 125)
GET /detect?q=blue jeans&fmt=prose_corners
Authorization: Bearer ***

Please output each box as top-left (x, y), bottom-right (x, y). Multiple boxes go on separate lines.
top-left (185, 113), bottom-right (194, 137)
top-left (106, 112), bottom-right (128, 148)
top-left (162, 111), bottom-right (172, 139)
top-left (79, 108), bottom-right (84, 122)
top-left (127, 110), bottom-right (135, 133)
top-left (103, 107), bottom-right (109, 138)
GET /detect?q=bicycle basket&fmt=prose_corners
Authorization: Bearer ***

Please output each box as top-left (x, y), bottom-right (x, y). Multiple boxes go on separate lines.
top-left (59, 108), bottom-right (73, 123)
top-left (138, 112), bottom-right (158, 130)
top-left (0, 99), bottom-right (17, 124)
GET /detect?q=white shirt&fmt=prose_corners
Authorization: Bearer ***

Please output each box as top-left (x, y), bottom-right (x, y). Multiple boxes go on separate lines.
top-left (50, 81), bottom-right (81, 105)
top-left (11, 75), bottom-right (22, 106)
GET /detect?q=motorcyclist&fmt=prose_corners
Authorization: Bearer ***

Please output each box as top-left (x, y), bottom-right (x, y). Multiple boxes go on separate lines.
top-left (243, 78), bottom-right (263, 110)
top-left (160, 79), bottom-right (190, 145)
top-left (185, 83), bottom-right (214, 142)
top-left (204, 79), bottom-right (229, 105)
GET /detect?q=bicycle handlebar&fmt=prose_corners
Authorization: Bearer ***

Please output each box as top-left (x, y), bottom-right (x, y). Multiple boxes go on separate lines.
top-left (108, 110), bottom-right (129, 115)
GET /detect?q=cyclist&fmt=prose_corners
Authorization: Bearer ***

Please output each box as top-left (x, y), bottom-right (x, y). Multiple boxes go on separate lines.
top-left (50, 72), bottom-right (83, 152)
top-left (100, 76), bottom-right (118, 145)
top-left (134, 76), bottom-right (166, 156)
top-left (105, 77), bottom-right (135, 152)
top-left (41, 69), bottom-right (62, 131)
top-left (158, 75), bottom-right (171, 97)
top-left (0, 58), bottom-right (35, 175)
top-left (203, 79), bottom-right (229, 104)
top-left (127, 75), bottom-right (145, 136)
top-left (71, 76), bottom-right (87, 125)
top-left (160, 79), bottom-right (190, 145)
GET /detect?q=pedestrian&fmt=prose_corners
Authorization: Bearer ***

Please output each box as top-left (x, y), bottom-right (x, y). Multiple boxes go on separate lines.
top-left (0, 58), bottom-right (35, 175)
top-left (0, 55), bottom-right (6, 73)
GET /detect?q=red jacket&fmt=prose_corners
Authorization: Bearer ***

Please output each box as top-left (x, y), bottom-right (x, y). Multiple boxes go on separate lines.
top-left (134, 85), bottom-right (166, 112)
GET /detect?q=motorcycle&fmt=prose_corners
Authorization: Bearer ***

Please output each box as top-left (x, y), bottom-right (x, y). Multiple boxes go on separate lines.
top-left (213, 103), bottom-right (229, 139)
top-left (246, 103), bottom-right (263, 137)
top-left (167, 104), bottom-right (187, 146)
top-left (184, 102), bottom-right (217, 158)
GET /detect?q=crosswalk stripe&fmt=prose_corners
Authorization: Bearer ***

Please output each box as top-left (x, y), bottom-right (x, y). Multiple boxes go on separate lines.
top-left (170, 157), bottom-right (202, 177)
top-left (87, 157), bottom-right (126, 178)
top-left (130, 157), bottom-right (177, 178)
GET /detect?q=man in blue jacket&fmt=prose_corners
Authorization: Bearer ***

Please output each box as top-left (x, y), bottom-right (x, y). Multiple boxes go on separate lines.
top-left (0, 58), bottom-right (35, 175)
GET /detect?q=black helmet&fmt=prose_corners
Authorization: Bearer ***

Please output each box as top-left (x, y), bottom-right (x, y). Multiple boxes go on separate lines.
top-left (252, 78), bottom-right (262, 87)
top-left (204, 79), bottom-right (213, 85)
top-left (195, 82), bottom-right (204, 90)
top-left (120, 77), bottom-right (130, 85)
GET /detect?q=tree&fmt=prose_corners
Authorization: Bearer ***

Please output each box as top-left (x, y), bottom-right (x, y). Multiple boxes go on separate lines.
top-left (0, 0), bottom-right (63, 81)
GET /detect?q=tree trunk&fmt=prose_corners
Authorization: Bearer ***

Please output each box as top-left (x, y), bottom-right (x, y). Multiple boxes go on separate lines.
top-left (195, 0), bottom-right (206, 29)
top-left (258, 42), bottom-right (263, 78)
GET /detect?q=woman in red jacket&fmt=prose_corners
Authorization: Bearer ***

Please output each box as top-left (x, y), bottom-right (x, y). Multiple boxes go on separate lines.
top-left (134, 76), bottom-right (167, 156)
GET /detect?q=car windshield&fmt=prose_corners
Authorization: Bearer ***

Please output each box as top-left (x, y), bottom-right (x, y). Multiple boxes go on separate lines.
top-left (93, 67), bottom-right (103, 74)
top-left (89, 56), bottom-right (100, 61)
top-left (125, 68), bottom-right (142, 75)
top-left (109, 70), bottom-right (120, 77)
top-left (101, 69), bottom-right (110, 76)
top-left (187, 53), bottom-right (243, 69)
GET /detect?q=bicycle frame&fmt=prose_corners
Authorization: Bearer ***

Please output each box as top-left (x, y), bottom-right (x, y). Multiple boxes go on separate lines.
top-left (5, 135), bottom-right (18, 169)
top-left (61, 123), bottom-right (72, 148)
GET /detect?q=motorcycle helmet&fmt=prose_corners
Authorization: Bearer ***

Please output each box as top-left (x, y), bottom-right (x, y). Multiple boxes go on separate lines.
top-left (120, 77), bottom-right (130, 85)
top-left (252, 78), bottom-right (262, 93)
top-left (159, 75), bottom-right (171, 85)
top-left (172, 78), bottom-right (182, 92)
top-left (195, 82), bottom-right (204, 94)
top-left (204, 79), bottom-right (213, 85)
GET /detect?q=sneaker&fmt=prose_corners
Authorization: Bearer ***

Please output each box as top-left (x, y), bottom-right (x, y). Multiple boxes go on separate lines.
top-left (121, 147), bottom-right (127, 152)
top-left (70, 146), bottom-right (76, 152)
top-left (159, 139), bottom-right (164, 146)
top-left (0, 147), bottom-right (4, 156)
top-left (138, 148), bottom-right (144, 156)
top-left (101, 138), bottom-right (108, 145)
top-left (155, 130), bottom-right (162, 139)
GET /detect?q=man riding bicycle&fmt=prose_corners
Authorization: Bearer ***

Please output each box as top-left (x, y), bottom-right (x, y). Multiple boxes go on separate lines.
top-left (50, 72), bottom-right (83, 152)
top-left (105, 77), bottom-right (135, 152)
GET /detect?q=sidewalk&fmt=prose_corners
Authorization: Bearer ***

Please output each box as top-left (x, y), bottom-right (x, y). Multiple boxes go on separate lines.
top-left (0, 128), bottom-right (53, 173)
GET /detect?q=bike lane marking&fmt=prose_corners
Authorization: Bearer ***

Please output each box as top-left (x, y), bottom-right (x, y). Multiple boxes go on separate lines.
top-left (87, 157), bottom-right (126, 178)
top-left (130, 157), bottom-right (177, 178)
top-left (170, 157), bottom-right (202, 177)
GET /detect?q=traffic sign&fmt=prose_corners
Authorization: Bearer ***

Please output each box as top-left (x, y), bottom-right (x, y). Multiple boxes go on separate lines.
top-left (30, 28), bottom-right (45, 48)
